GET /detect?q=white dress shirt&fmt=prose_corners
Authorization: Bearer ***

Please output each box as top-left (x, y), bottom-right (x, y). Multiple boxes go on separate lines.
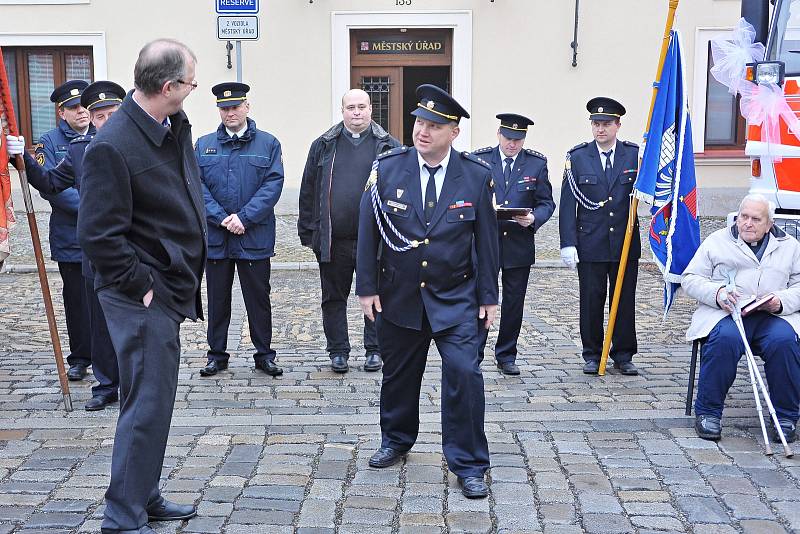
top-left (596, 141), bottom-right (616, 169)
top-left (418, 149), bottom-right (451, 202)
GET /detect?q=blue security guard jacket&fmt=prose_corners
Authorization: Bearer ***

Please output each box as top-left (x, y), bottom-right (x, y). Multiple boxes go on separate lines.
top-left (195, 118), bottom-right (284, 260)
top-left (34, 121), bottom-right (95, 262)
top-left (471, 146), bottom-right (555, 268)
top-left (356, 146), bottom-right (499, 333)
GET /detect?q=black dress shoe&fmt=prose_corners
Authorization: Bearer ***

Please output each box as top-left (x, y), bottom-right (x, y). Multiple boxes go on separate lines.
top-left (199, 360), bottom-right (228, 377)
top-left (368, 447), bottom-right (406, 468)
top-left (85, 394), bottom-right (118, 412)
top-left (497, 361), bottom-right (520, 375)
top-left (146, 498), bottom-right (197, 521)
top-left (67, 363), bottom-right (88, 381)
top-left (331, 355), bottom-right (349, 374)
top-left (771, 419), bottom-right (797, 444)
top-left (695, 414), bottom-right (722, 441)
top-left (255, 359), bottom-right (283, 376)
top-left (582, 360), bottom-right (600, 374)
top-left (458, 476), bottom-right (489, 498)
top-left (613, 361), bottom-right (639, 375)
top-left (364, 353), bottom-right (383, 372)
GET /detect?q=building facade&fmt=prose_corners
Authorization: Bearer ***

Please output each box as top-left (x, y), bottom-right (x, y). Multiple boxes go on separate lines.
top-left (0, 0), bottom-right (749, 214)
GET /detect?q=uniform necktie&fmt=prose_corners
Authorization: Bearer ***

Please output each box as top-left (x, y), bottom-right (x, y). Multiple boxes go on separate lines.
top-left (232, 134), bottom-right (239, 143)
top-left (603, 150), bottom-right (613, 181)
top-left (424, 164), bottom-right (441, 224)
top-left (503, 157), bottom-right (513, 187)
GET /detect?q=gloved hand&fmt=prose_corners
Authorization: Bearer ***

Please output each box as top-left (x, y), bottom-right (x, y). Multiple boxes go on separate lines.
top-left (560, 246), bottom-right (579, 269)
top-left (5, 135), bottom-right (25, 156)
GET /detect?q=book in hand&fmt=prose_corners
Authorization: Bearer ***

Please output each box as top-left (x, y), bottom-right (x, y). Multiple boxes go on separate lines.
top-left (496, 207), bottom-right (532, 220)
top-left (741, 293), bottom-right (775, 316)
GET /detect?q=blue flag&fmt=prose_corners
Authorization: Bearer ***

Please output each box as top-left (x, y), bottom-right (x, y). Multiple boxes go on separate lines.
top-left (636, 30), bottom-right (701, 316)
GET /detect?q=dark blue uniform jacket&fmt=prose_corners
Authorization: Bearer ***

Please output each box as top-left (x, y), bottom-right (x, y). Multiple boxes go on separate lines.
top-left (195, 118), bottom-right (284, 260)
top-left (472, 146), bottom-right (555, 268)
top-left (558, 139), bottom-right (641, 262)
top-left (356, 146), bottom-right (499, 333)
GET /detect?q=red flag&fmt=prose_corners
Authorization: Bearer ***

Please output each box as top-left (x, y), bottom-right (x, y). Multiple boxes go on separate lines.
top-left (0, 47), bottom-right (17, 262)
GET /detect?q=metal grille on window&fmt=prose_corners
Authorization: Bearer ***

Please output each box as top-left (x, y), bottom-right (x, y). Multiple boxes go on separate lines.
top-left (361, 76), bottom-right (390, 133)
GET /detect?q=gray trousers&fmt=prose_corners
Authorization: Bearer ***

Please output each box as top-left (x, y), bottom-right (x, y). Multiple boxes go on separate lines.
top-left (97, 288), bottom-right (182, 531)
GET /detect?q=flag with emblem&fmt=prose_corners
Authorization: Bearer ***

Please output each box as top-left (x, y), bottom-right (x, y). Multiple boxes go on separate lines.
top-left (0, 47), bottom-right (17, 263)
top-left (635, 30), bottom-right (700, 316)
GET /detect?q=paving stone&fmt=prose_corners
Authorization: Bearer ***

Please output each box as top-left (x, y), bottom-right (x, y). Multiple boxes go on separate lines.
top-left (581, 513), bottom-right (634, 533)
top-left (446, 511), bottom-right (492, 533)
top-left (739, 519), bottom-right (792, 533)
top-left (676, 496), bottom-right (731, 524)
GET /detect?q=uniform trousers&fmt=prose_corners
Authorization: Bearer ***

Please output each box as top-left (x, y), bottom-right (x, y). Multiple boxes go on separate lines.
top-left (377, 313), bottom-right (489, 478)
top-left (97, 288), bottom-right (182, 531)
top-left (82, 275), bottom-right (118, 398)
top-left (206, 258), bottom-right (275, 363)
top-left (58, 261), bottom-right (91, 367)
top-left (478, 266), bottom-right (530, 364)
top-left (577, 260), bottom-right (638, 363)
top-left (318, 238), bottom-right (379, 359)
top-left (696, 312), bottom-right (800, 422)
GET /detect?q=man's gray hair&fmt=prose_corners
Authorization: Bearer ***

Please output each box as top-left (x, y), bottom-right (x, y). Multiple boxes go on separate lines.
top-left (739, 193), bottom-right (776, 221)
top-left (134, 39), bottom-right (197, 96)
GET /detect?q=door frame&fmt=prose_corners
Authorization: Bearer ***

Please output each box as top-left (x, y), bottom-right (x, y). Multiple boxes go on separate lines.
top-left (331, 10), bottom-right (473, 150)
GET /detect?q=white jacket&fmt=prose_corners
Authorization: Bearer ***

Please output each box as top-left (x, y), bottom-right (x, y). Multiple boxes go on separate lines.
top-left (682, 225), bottom-right (800, 341)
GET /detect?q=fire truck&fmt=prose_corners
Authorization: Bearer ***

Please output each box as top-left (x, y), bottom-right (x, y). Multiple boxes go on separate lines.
top-left (742, 0), bottom-right (800, 236)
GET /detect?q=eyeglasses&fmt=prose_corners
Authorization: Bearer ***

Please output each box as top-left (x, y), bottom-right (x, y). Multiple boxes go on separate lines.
top-left (175, 79), bottom-right (198, 90)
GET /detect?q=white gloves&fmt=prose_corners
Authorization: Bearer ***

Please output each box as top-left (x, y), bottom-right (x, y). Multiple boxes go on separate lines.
top-left (5, 135), bottom-right (24, 156)
top-left (560, 246), bottom-right (579, 269)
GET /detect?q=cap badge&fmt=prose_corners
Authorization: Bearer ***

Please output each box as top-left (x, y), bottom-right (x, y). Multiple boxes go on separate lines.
top-left (223, 90), bottom-right (232, 97)
top-left (98, 92), bottom-right (106, 99)
top-left (426, 100), bottom-right (435, 110)
top-left (70, 88), bottom-right (80, 96)
top-left (512, 123), bottom-right (518, 129)
top-left (597, 107), bottom-right (604, 113)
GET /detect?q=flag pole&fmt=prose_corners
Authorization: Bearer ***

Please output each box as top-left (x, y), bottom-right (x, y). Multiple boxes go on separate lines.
top-left (598, 0), bottom-right (680, 376)
top-left (0, 54), bottom-right (72, 411)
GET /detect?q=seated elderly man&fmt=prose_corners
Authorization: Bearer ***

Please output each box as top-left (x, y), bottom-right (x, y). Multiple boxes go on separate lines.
top-left (682, 194), bottom-right (800, 442)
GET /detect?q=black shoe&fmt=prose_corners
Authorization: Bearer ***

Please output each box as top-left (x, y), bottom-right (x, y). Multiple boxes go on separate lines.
top-left (613, 361), bottom-right (639, 375)
top-left (146, 498), bottom-right (197, 521)
top-left (331, 355), bottom-right (349, 374)
top-left (771, 419), bottom-right (797, 444)
top-left (458, 476), bottom-right (489, 498)
top-left (582, 360), bottom-right (600, 374)
top-left (368, 447), bottom-right (406, 468)
top-left (67, 364), bottom-right (88, 381)
top-left (695, 414), bottom-right (722, 441)
top-left (255, 359), bottom-right (283, 376)
top-left (85, 395), bottom-right (118, 412)
top-left (199, 360), bottom-right (228, 377)
top-left (497, 361), bottom-right (520, 375)
top-left (364, 353), bottom-right (383, 372)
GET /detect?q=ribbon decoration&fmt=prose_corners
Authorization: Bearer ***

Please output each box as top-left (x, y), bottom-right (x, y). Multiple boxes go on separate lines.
top-left (740, 81), bottom-right (800, 160)
top-left (710, 17), bottom-right (765, 95)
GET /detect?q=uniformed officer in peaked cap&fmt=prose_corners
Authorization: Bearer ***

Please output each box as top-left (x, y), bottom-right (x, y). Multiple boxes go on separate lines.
top-left (472, 113), bottom-right (555, 375)
top-left (559, 97), bottom-right (640, 375)
top-left (196, 81), bottom-right (285, 378)
top-left (6, 80), bottom-right (125, 411)
top-left (356, 84), bottom-right (499, 499)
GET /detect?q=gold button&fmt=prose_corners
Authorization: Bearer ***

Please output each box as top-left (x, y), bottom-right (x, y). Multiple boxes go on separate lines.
top-left (609, 212), bottom-right (614, 216)
top-left (610, 227), bottom-right (614, 232)
top-left (424, 239), bottom-right (430, 245)
top-left (420, 282), bottom-right (426, 288)
top-left (464, 274), bottom-right (468, 278)
top-left (459, 214), bottom-right (464, 219)
top-left (503, 231), bottom-right (508, 236)
top-left (421, 260), bottom-right (428, 267)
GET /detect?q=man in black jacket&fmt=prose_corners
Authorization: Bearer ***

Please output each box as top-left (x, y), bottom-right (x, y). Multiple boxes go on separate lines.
top-left (78, 39), bottom-right (203, 534)
top-left (298, 88), bottom-right (400, 373)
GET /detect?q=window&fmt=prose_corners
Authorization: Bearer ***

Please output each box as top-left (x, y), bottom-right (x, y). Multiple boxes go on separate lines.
top-left (704, 42), bottom-right (746, 150)
top-left (1, 46), bottom-right (93, 148)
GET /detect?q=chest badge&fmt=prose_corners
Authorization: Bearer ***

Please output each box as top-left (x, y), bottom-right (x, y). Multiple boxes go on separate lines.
top-left (205, 147), bottom-right (217, 154)
top-left (396, 188), bottom-right (404, 198)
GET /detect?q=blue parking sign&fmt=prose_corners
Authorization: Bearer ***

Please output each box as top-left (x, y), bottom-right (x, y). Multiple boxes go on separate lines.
top-left (216, 0), bottom-right (258, 14)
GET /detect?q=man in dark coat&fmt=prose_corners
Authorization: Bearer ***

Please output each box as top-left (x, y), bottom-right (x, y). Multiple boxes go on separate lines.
top-left (78, 39), bottom-right (203, 533)
top-left (357, 84), bottom-right (499, 499)
top-left (472, 113), bottom-right (555, 375)
top-left (559, 97), bottom-right (640, 376)
top-left (298, 88), bottom-right (400, 373)
top-left (196, 82), bottom-right (284, 377)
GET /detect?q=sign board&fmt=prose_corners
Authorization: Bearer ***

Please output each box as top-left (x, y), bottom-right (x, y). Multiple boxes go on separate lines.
top-left (216, 0), bottom-right (258, 13)
top-left (217, 16), bottom-right (259, 40)
top-left (358, 36), bottom-right (446, 55)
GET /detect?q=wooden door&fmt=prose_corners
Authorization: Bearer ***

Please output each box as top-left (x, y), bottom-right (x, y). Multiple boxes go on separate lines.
top-left (351, 66), bottom-right (403, 142)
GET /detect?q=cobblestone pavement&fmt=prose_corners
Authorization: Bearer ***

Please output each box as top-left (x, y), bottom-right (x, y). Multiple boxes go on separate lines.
top-left (3, 218), bottom-right (800, 533)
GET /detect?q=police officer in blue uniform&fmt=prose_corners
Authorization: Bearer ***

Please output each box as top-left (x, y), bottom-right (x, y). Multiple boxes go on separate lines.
top-left (559, 97), bottom-right (640, 375)
top-left (35, 80), bottom-right (95, 381)
top-left (357, 85), bottom-right (499, 499)
top-left (472, 114), bottom-right (555, 375)
top-left (10, 81), bottom-right (125, 410)
top-left (196, 82), bottom-right (285, 377)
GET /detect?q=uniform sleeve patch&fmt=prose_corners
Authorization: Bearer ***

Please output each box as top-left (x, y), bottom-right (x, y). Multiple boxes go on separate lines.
top-left (35, 152), bottom-right (45, 166)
